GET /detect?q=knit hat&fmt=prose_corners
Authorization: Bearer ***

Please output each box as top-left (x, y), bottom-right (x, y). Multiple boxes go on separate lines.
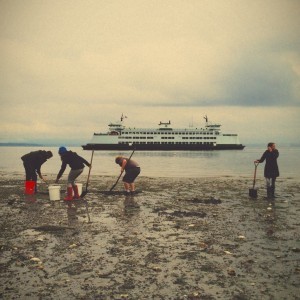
top-left (58, 146), bottom-right (67, 155)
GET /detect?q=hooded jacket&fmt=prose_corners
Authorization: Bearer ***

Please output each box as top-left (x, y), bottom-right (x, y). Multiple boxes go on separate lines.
top-left (57, 151), bottom-right (90, 179)
top-left (21, 150), bottom-right (50, 176)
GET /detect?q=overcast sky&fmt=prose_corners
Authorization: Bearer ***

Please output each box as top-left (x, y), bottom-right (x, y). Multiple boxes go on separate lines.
top-left (0, 0), bottom-right (299, 145)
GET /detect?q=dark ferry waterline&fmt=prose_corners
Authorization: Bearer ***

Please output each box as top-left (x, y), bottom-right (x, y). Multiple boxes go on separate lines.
top-left (82, 115), bottom-right (245, 151)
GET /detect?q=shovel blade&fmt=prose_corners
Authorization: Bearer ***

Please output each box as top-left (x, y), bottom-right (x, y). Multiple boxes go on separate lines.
top-left (81, 190), bottom-right (88, 198)
top-left (249, 188), bottom-right (258, 198)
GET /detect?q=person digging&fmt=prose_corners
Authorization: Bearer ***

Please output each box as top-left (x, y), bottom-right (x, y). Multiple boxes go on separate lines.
top-left (55, 147), bottom-right (91, 201)
top-left (115, 156), bottom-right (141, 195)
top-left (21, 150), bottom-right (53, 193)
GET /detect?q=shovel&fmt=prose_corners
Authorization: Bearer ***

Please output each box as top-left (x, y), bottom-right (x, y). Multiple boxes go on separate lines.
top-left (109, 149), bottom-right (135, 192)
top-left (249, 162), bottom-right (259, 198)
top-left (81, 150), bottom-right (94, 198)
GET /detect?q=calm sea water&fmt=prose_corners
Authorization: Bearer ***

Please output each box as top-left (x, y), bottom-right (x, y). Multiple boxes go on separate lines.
top-left (0, 145), bottom-right (299, 179)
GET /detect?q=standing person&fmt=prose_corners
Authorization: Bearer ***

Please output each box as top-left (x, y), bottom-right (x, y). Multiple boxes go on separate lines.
top-left (21, 150), bottom-right (53, 192)
top-left (255, 142), bottom-right (279, 198)
top-left (55, 147), bottom-right (91, 201)
top-left (115, 156), bottom-right (141, 195)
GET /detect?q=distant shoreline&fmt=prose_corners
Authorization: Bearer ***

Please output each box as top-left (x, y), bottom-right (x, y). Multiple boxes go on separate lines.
top-left (0, 143), bottom-right (82, 147)
top-left (0, 143), bottom-right (43, 147)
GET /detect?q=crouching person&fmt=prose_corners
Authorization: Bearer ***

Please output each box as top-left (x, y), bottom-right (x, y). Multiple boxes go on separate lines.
top-left (55, 147), bottom-right (91, 200)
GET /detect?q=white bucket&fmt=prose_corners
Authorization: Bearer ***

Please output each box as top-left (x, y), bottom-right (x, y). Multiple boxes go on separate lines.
top-left (48, 185), bottom-right (61, 201)
top-left (76, 183), bottom-right (83, 196)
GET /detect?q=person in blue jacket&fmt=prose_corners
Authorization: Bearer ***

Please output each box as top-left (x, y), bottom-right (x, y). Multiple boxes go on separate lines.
top-left (55, 147), bottom-right (91, 200)
top-left (255, 142), bottom-right (279, 198)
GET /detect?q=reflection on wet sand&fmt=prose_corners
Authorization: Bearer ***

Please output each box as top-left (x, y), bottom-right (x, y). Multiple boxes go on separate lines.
top-left (67, 204), bottom-right (79, 226)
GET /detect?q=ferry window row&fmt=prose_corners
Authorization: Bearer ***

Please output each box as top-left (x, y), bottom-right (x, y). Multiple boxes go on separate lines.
top-left (182, 137), bottom-right (216, 140)
top-left (119, 136), bottom-right (216, 140)
top-left (122, 132), bottom-right (214, 135)
top-left (158, 142), bottom-right (214, 145)
top-left (119, 142), bottom-right (214, 145)
top-left (118, 136), bottom-right (154, 139)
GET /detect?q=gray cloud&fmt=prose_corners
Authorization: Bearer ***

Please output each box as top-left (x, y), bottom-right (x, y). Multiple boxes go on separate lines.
top-left (0, 0), bottom-right (299, 143)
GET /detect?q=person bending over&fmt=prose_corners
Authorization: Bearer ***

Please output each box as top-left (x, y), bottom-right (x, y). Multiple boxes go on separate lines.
top-left (115, 156), bottom-right (141, 195)
top-left (55, 147), bottom-right (91, 200)
top-left (21, 150), bottom-right (53, 192)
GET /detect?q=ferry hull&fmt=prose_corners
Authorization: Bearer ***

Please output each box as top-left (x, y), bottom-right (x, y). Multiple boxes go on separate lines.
top-left (214, 144), bottom-right (245, 150)
top-left (82, 143), bottom-right (245, 151)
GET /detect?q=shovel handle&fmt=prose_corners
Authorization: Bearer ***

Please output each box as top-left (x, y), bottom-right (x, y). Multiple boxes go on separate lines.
top-left (252, 162), bottom-right (259, 189)
top-left (86, 150), bottom-right (94, 191)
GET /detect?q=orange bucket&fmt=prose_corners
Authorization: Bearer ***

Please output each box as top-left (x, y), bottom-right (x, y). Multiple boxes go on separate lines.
top-left (25, 180), bottom-right (36, 194)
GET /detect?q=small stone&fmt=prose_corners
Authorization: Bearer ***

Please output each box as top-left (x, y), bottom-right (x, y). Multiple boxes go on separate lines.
top-left (227, 268), bottom-right (236, 276)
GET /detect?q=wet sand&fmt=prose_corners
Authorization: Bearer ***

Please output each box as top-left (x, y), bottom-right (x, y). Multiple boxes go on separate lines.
top-left (0, 174), bottom-right (300, 299)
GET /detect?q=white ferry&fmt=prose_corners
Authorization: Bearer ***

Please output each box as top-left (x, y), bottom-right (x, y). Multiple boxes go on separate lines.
top-left (82, 115), bottom-right (245, 151)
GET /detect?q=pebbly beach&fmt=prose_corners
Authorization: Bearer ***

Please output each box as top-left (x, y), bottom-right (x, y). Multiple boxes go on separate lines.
top-left (0, 173), bottom-right (299, 299)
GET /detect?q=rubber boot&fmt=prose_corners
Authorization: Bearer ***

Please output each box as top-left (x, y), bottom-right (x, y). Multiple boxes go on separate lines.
top-left (73, 185), bottom-right (80, 200)
top-left (64, 187), bottom-right (73, 201)
top-left (267, 187), bottom-right (272, 198)
top-left (124, 190), bottom-right (131, 196)
top-left (271, 186), bottom-right (275, 198)
top-left (25, 180), bottom-right (35, 195)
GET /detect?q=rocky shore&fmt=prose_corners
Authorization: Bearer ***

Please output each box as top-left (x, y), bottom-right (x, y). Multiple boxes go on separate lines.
top-left (0, 174), bottom-right (299, 299)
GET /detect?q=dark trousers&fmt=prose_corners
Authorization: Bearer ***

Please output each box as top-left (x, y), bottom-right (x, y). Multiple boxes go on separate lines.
top-left (23, 163), bottom-right (37, 181)
top-left (266, 177), bottom-right (276, 197)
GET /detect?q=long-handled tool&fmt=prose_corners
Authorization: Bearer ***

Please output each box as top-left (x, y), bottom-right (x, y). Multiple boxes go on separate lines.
top-left (109, 149), bottom-right (135, 192)
top-left (249, 162), bottom-right (259, 198)
top-left (81, 150), bottom-right (94, 198)
top-left (80, 150), bottom-right (94, 223)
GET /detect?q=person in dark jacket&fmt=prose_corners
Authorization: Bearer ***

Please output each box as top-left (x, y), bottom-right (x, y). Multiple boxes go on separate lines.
top-left (21, 150), bottom-right (53, 191)
top-left (55, 147), bottom-right (91, 200)
top-left (255, 142), bottom-right (279, 198)
top-left (115, 156), bottom-right (141, 195)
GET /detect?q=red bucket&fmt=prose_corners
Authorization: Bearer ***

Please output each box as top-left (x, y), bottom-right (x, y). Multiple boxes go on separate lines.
top-left (25, 180), bottom-right (36, 195)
